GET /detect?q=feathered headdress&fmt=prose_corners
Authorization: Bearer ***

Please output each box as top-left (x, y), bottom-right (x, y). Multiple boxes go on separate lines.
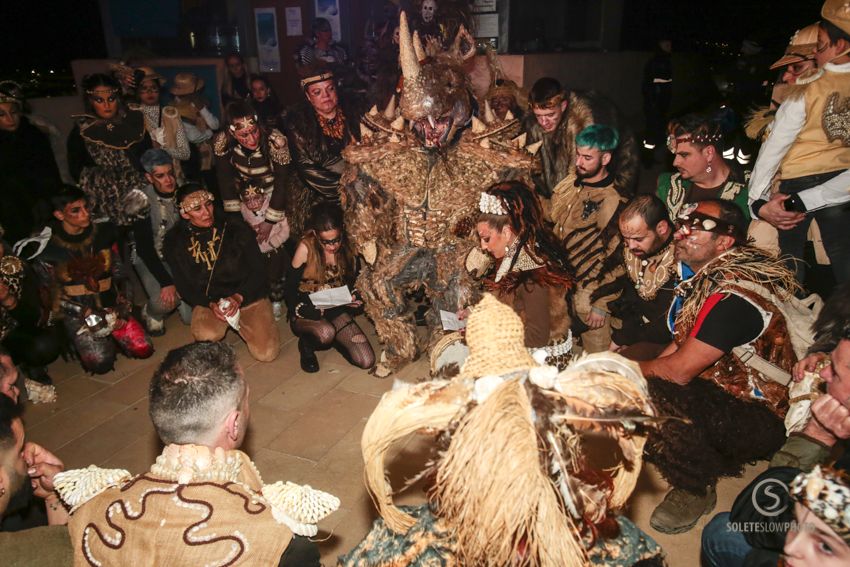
top-left (361, 294), bottom-right (657, 566)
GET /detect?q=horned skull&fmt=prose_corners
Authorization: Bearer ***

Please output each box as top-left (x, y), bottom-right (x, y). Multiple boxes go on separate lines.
top-left (398, 11), bottom-right (474, 149)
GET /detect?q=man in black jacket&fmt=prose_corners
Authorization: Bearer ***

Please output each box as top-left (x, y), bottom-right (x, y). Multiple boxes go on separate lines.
top-left (164, 183), bottom-right (279, 362)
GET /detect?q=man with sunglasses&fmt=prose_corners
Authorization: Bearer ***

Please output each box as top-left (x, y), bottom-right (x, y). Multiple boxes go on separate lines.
top-left (748, 0), bottom-right (850, 285)
top-left (638, 199), bottom-right (799, 534)
top-left (164, 183), bottom-right (279, 362)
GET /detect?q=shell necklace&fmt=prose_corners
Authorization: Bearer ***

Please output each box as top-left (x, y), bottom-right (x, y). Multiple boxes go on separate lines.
top-left (150, 443), bottom-right (263, 485)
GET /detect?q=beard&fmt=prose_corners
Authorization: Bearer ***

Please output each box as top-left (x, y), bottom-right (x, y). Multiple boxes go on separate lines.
top-left (577, 162), bottom-right (603, 180)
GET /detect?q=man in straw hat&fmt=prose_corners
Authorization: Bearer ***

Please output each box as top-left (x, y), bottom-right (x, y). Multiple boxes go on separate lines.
top-left (639, 199), bottom-right (800, 534)
top-left (748, 0), bottom-right (850, 286)
top-left (340, 293), bottom-right (665, 566)
top-left (170, 72), bottom-right (220, 186)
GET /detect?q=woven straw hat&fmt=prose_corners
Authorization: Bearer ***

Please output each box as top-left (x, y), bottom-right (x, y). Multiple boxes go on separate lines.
top-left (458, 294), bottom-right (537, 379)
top-left (170, 73), bottom-right (204, 95)
top-left (137, 66), bottom-right (166, 86)
top-left (770, 23), bottom-right (819, 69)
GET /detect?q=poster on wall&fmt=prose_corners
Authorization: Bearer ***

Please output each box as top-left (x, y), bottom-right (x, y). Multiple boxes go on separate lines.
top-left (315, 0), bottom-right (342, 42)
top-left (254, 8), bottom-right (281, 72)
top-left (285, 6), bottom-right (303, 37)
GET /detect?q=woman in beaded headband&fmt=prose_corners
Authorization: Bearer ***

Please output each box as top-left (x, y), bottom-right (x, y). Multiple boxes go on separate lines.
top-left (783, 466), bottom-right (850, 566)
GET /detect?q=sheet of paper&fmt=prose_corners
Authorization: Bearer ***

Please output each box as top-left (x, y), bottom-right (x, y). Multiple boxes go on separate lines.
top-left (440, 310), bottom-right (467, 331)
top-left (309, 286), bottom-right (353, 309)
top-left (285, 7), bottom-right (302, 36)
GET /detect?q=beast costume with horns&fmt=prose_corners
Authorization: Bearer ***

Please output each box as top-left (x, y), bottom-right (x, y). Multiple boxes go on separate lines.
top-left (341, 13), bottom-right (540, 376)
top-left (339, 295), bottom-right (664, 566)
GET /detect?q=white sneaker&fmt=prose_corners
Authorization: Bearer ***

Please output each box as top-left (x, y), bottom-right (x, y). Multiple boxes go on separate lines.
top-left (272, 301), bottom-right (283, 321)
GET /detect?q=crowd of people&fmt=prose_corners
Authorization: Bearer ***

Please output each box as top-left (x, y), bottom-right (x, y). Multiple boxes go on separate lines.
top-left (2, 0), bottom-right (850, 565)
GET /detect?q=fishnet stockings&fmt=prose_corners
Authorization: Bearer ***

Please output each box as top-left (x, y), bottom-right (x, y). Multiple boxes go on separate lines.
top-left (292, 311), bottom-right (375, 369)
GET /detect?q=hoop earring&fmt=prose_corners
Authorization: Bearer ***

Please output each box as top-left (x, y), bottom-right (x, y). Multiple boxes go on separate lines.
top-left (705, 161), bottom-right (713, 174)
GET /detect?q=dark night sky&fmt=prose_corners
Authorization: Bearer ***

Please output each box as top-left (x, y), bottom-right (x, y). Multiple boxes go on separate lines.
top-left (3, 1), bottom-right (106, 73)
top-left (1, 0), bottom-right (827, 73)
top-left (621, 0), bottom-right (823, 50)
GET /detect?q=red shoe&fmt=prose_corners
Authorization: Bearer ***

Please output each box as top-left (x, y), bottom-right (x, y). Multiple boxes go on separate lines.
top-left (112, 316), bottom-right (154, 359)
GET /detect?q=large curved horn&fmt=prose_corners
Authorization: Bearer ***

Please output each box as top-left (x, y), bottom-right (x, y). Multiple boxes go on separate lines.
top-left (398, 12), bottom-right (420, 80)
top-left (413, 31), bottom-right (426, 63)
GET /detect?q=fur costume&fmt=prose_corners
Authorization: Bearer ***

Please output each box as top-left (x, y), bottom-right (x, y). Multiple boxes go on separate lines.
top-left (281, 97), bottom-right (363, 239)
top-left (523, 92), bottom-right (639, 203)
top-left (341, 294), bottom-right (664, 566)
top-left (341, 13), bottom-right (539, 375)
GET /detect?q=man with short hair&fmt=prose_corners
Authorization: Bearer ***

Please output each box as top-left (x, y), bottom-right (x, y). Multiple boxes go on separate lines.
top-left (639, 199), bottom-right (798, 534)
top-left (747, 0), bottom-right (850, 285)
top-left (550, 124), bottom-right (626, 353)
top-left (523, 77), bottom-right (638, 207)
top-left (58, 342), bottom-right (324, 566)
top-left (658, 113), bottom-right (750, 221)
top-left (612, 194), bottom-right (676, 357)
top-left (164, 183), bottom-right (280, 362)
top-left (133, 149), bottom-right (191, 336)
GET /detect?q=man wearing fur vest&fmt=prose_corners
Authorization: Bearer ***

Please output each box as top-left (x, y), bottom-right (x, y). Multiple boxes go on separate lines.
top-left (640, 199), bottom-right (799, 535)
top-left (522, 77), bottom-right (639, 212)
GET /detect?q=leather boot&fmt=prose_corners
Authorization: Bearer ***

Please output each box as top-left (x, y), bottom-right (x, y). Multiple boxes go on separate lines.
top-left (299, 338), bottom-right (319, 373)
top-left (650, 485), bottom-right (717, 534)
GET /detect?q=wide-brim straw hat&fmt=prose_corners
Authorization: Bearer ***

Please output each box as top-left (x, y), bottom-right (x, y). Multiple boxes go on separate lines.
top-left (138, 66), bottom-right (166, 86)
top-left (458, 294), bottom-right (537, 379)
top-left (770, 23), bottom-right (819, 69)
top-left (170, 73), bottom-right (204, 95)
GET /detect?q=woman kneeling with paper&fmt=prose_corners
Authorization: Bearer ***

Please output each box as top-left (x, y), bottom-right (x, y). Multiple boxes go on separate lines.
top-left (285, 203), bottom-right (375, 373)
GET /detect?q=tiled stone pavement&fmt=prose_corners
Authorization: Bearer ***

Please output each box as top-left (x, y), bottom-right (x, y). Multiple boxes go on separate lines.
top-left (26, 312), bottom-right (763, 565)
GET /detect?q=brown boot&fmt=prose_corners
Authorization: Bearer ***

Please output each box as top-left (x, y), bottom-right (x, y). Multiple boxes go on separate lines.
top-left (650, 485), bottom-right (717, 534)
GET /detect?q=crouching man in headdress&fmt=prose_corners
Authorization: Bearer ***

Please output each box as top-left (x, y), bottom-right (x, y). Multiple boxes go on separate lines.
top-left (640, 199), bottom-right (800, 534)
top-left (54, 342), bottom-right (333, 566)
top-left (164, 183), bottom-right (280, 362)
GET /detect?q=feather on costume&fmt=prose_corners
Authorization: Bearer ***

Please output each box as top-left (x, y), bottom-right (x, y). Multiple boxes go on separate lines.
top-left (341, 294), bottom-right (664, 566)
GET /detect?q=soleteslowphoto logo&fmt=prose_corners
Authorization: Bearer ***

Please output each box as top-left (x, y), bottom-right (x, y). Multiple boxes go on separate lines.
top-left (752, 478), bottom-right (790, 517)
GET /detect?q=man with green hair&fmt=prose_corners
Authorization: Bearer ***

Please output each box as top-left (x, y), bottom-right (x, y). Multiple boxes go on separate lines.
top-left (550, 124), bottom-right (628, 353)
